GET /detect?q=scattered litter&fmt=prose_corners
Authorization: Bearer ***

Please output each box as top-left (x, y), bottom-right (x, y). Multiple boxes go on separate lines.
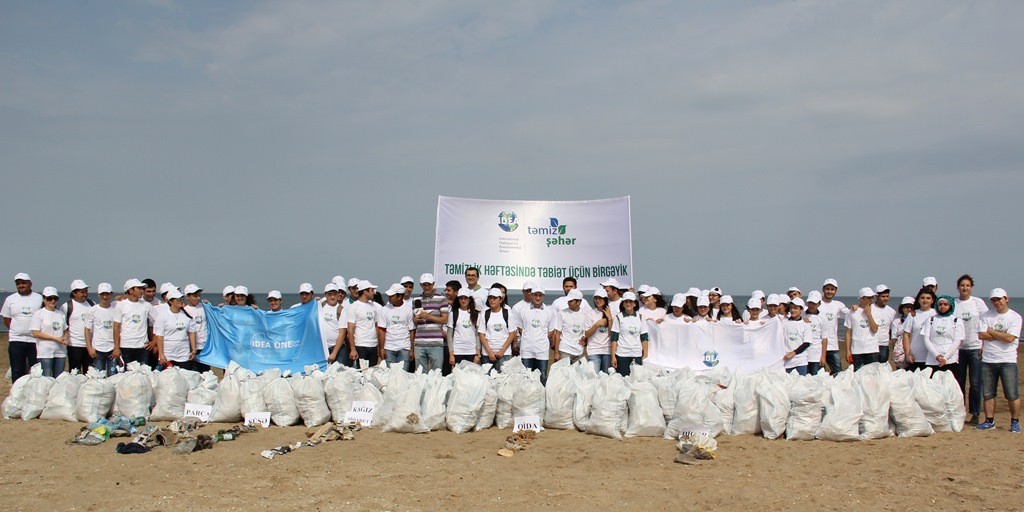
top-left (674, 433), bottom-right (718, 465)
top-left (261, 422), bottom-right (360, 460)
top-left (498, 430), bottom-right (537, 457)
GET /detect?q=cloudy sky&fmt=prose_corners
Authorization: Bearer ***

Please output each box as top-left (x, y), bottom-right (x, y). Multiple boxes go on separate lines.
top-left (2, 1), bottom-right (1022, 298)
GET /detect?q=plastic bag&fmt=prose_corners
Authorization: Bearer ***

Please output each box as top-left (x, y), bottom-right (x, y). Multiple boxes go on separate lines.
top-left (755, 372), bottom-right (791, 440)
top-left (543, 358), bottom-right (575, 430)
top-left (445, 366), bottom-right (488, 433)
top-left (382, 370), bottom-right (429, 434)
top-left (75, 367), bottom-right (116, 423)
top-left (186, 371), bottom-right (219, 407)
top-left (210, 368), bottom-right (243, 423)
top-left (586, 373), bottom-right (631, 440)
top-left (263, 371), bottom-right (300, 426)
top-left (239, 377), bottom-right (268, 416)
top-left (352, 382), bottom-right (385, 426)
top-left (421, 370), bottom-right (453, 431)
top-left (888, 370), bottom-right (933, 437)
top-left (816, 369), bottom-right (863, 441)
top-left (786, 372), bottom-right (828, 441)
top-left (474, 376), bottom-right (498, 431)
top-left (913, 368), bottom-right (952, 433)
top-left (2, 369), bottom-right (34, 419)
top-left (149, 367), bottom-right (191, 421)
top-left (731, 372), bottom-right (763, 435)
top-left (323, 366), bottom-right (360, 423)
top-left (664, 376), bottom-right (724, 440)
top-left (625, 380), bottom-right (666, 437)
top-left (936, 370), bottom-right (966, 432)
top-left (572, 361), bottom-right (599, 431)
top-left (113, 361), bottom-right (153, 420)
top-left (709, 371), bottom-right (737, 436)
top-left (293, 365), bottom-right (331, 428)
top-left (40, 371), bottom-right (84, 421)
top-left (511, 370), bottom-right (546, 420)
top-left (855, 363), bottom-right (893, 440)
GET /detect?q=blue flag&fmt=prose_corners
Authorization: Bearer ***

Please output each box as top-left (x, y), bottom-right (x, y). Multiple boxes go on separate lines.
top-left (198, 301), bottom-right (326, 374)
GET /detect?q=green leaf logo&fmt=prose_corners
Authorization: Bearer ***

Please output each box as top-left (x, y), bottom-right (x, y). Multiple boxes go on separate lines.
top-left (557, 225), bottom-right (566, 235)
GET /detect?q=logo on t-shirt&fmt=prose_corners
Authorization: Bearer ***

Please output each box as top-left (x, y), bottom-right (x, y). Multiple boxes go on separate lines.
top-left (826, 313), bottom-right (834, 321)
top-left (20, 306), bottom-right (31, 315)
top-left (571, 324), bottom-right (582, 334)
top-left (859, 320), bottom-right (868, 329)
top-left (994, 322), bottom-right (1006, 332)
top-left (364, 311), bottom-right (373, 321)
top-left (461, 319), bottom-right (472, 328)
top-left (131, 314), bottom-right (142, 324)
top-left (627, 326), bottom-right (639, 336)
top-left (788, 331), bottom-right (799, 341)
top-left (323, 312), bottom-right (336, 322)
top-left (175, 321), bottom-right (186, 331)
top-left (51, 321), bottom-right (61, 330)
top-left (102, 320), bottom-right (113, 330)
top-left (531, 319), bottom-right (541, 328)
top-left (389, 314), bottom-right (402, 325)
top-left (491, 322), bottom-right (505, 332)
top-left (935, 325), bottom-right (947, 336)
top-left (961, 311), bottom-right (972, 321)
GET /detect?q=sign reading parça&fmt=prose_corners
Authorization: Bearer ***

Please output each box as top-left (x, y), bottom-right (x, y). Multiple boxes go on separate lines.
top-left (434, 196), bottom-right (634, 290)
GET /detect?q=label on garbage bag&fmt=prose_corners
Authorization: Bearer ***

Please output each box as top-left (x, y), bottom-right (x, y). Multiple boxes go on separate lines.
top-left (183, 403), bottom-right (212, 422)
top-left (244, 412), bottom-right (272, 428)
top-left (343, 401), bottom-right (376, 426)
top-left (513, 415), bottom-right (543, 433)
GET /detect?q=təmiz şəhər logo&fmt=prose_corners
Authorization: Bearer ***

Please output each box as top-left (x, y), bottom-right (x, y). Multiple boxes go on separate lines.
top-left (524, 217), bottom-right (577, 247)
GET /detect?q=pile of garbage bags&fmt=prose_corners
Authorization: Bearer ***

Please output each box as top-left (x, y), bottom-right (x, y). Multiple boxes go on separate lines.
top-left (2, 359), bottom-right (965, 442)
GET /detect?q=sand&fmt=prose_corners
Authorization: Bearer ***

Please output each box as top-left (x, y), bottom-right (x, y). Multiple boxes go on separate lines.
top-left (1, 333), bottom-right (1022, 512)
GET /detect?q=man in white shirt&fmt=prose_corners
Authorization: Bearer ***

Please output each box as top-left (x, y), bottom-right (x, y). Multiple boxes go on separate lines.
top-left (320, 283), bottom-right (345, 363)
top-left (113, 278), bottom-right (154, 365)
top-left (182, 284), bottom-right (210, 372)
top-left (954, 274), bottom-right (989, 423)
top-left (347, 280), bottom-right (382, 367)
top-left (818, 278), bottom-right (849, 374)
top-left (465, 267), bottom-right (488, 312)
top-left (267, 290), bottom-right (284, 312)
top-left (85, 283), bottom-right (117, 375)
top-left (517, 286), bottom-right (560, 385)
top-left (845, 287), bottom-right (881, 371)
top-left (554, 289), bottom-right (588, 364)
top-left (976, 288), bottom-right (1022, 432)
top-left (873, 284), bottom-right (897, 364)
top-left (2, 272), bottom-right (43, 382)
top-left (602, 278), bottom-right (624, 314)
top-left (379, 284), bottom-right (416, 371)
top-left (552, 277), bottom-right (594, 313)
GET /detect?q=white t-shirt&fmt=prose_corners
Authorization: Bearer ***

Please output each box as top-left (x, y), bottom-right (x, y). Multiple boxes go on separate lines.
top-left (347, 300), bottom-right (379, 348)
top-left (844, 307), bottom-right (884, 355)
top-left (61, 299), bottom-right (93, 347)
top-left (155, 310), bottom-right (197, 362)
top-left (517, 304), bottom-right (560, 360)
top-left (585, 308), bottom-right (612, 355)
top-left (477, 307), bottom-right (513, 355)
top-left (183, 304), bottom-right (208, 349)
top-left (319, 301), bottom-right (344, 350)
top-left (979, 309), bottom-right (1023, 364)
top-left (558, 308), bottom-right (590, 357)
top-left (114, 299), bottom-right (153, 349)
top-left (662, 313), bottom-right (690, 325)
top-left (818, 300), bottom-right (848, 351)
top-left (445, 307), bottom-right (479, 356)
top-left (2, 292), bottom-right (43, 343)
top-left (922, 314), bottom-right (965, 366)
top-left (903, 309), bottom-right (937, 362)
top-left (640, 306), bottom-right (666, 323)
top-left (612, 313), bottom-right (647, 357)
top-left (783, 317), bottom-right (814, 368)
top-left (86, 304), bottom-right (117, 353)
top-left (875, 305), bottom-right (896, 346)
top-left (890, 316), bottom-right (905, 343)
top-left (804, 314), bottom-right (824, 363)
top-left (30, 308), bottom-right (67, 359)
top-left (149, 302), bottom-right (170, 328)
top-left (378, 302), bottom-right (415, 352)
top-left (955, 296), bottom-right (989, 350)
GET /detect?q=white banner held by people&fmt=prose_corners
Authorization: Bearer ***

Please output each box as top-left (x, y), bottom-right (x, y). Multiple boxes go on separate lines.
top-left (434, 196), bottom-right (633, 290)
top-left (646, 320), bottom-right (786, 373)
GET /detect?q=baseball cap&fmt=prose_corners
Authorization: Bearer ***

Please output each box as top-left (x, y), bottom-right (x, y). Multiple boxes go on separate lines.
top-left (97, 283), bottom-right (113, 294)
top-left (457, 288), bottom-right (472, 298)
top-left (532, 286), bottom-right (546, 295)
top-left (324, 283), bottom-right (339, 293)
top-left (647, 286), bottom-right (661, 296)
top-left (593, 289), bottom-right (608, 299)
top-left (124, 278), bottom-right (144, 291)
top-left (621, 291), bottom-right (637, 302)
top-left (356, 280), bottom-right (376, 292)
top-left (685, 287), bottom-right (701, 298)
top-left (299, 283), bottom-right (314, 293)
top-left (777, 295), bottom-right (790, 304)
top-left (787, 286), bottom-right (801, 294)
top-left (222, 285), bottom-right (235, 296)
top-left (419, 273), bottom-right (435, 284)
top-left (806, 290), bottom-right (822, 303)
top-left (671, 296), bottom-right (687, 307)
top-left (790, 298), bottom-right (805, 308)
top-left (766, 294), bottom-right (781, 306)
top-left (990, 288), bottom-right (1008, 299)
top-left (159, 282), bottom-right (177, 295)
top-left (600, 278), bottom-right (621, 288)
top-left (332, 275), bottom-right (345, 286)
top-left (234, 285), bottom-right (249, 296)
top-left (751, 290), bottom-right (765, 300)
top-left (901, 296), bottom-right (915, 305)
top-left (637, 284), bottom-right (650, 295)
top-left (567, 289), bottom-right (584, 301)
top-left (923, 276), bottom-right (938, 287)
top-left (165, 289), bottom-right (184, 300)
top-left (858, 287), bottom-right (876, 298)
top-left (823, 278), bottom-right (838, 288)
top-left (747, 298), bottom-right (761, 309)
top-left (710, 286), bottom-right (723, 295)
top-left (696, 296), bottom-right (710, 307)
top-left (521, 281), bottom-right (535, 291)
top-left (14, 272), bottom-right (31, 282)
top-left (386, 284), bottom-right (405, 296)
top-left (875, 284), bottom-right (891, 294)
top-left (70, 279), bottom-right (89, 291)
top-left (42, 286), bottom-right (59, 298)
top-left (487, 288), bottom-right (503, 298)
top-left (347, 278), bottom-right (361, 288)
top-left (720, 295), bottom-right (734, 304)
top-left (267, 290), bottom-right (282, 300)
top-left (401, 276), bottom-right (415, 285)
top-left (183, 284), bottom-right (202, 295)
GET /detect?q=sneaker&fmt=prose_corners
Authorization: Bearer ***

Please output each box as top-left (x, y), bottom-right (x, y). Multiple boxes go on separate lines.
top-left (967, 415), bottom-right (979, 425)
top-left (976, 421), bottom-right (996, 430)
top-left (1010, 421), bottom-right (1021, 433)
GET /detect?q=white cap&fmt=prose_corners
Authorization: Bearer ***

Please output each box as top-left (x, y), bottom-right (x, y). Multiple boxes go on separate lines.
top-left (685, 287), bottom-right (701, 298)
top-left (419, 273), bottom-right (435, 284)
top-left (621, 291), bottom-right (637, 302)
top-left (124, 278), bottom-right (144, 291)
top-left (823, 278), bottom-right (838, 288)
top-left (790, 298), bottom-right (805, 308)
top-left (720, 295), bottom-right (733, 304)
top-left (766, 294), bottom-right (781, 306)
top-left (671, 296), bottom-right (687, 307)
top-left (165, 289), bottom-right (184, 301)
top-left (14, 272), bottom-right (31, 281)
top-left (386, 284), bottom-right (405, 296)
top-left (299, 283), bottom-right (314, 293)
top-left (159, 282), bottom-right (176, 295)
top-left (875, 284), bottom-right (890, 294)
top-left (457, 288), bottom-right (472, 298)
top-left (400, 276), bottom-right (415, 284)
top-left (647, 286), bottom-right (661, 296)
top-left (901, 296), bottom-right (915, 305)
top-left (923, 276), bottom-right (938, 287)
top-left (806, 290), bottom-right (822, 303)
top-left (777, 295), bottom-right (790, 304)
top-left (487, 288), bottom-right (504, 298)
top-left (746, 298), bottom-right (761, 309)
top-left (267, 290), bottom-right (282, 299)
top-left (751, 290), bottom-right (765, 300)
top-left (696, 296), bottom-right (710, 307)
top-left (593, 289), bottom-right (608, 299)
top-left (567, 289), bottom-right (584, 301)
top-left (97, 283), bottom-right (113, 294)
top-left (234, 285), bottom-right (249, 296)
top-left (324, 283), bottom-right (339, 293)
top-left (710, 286), bottom-right (723, 295)
top-left (332, 275), bottom-right (345, 286)
top-left (183, 284), bottom-right (202, 295)
top-left (990, 288), bottom-right (1008, 299)
top-left (637, 284), bottom-right (650, 294)
top-left (521, 281), bottom-right (535, 291)
top-left (42, 286), bottom-right (59, 297)
top-left (787, 286), bottom-right (801, 293)
top-left (858, 287), bottom-right (876, 298)
top-left (357, 280), bottom-right (376, 292)
top-left (531, 286), bottom-right (546, 295)
top-left (70, 279), bottom-right (89, 291)
top-left (222, 285), bottom-right (235, 296)
top-left (600, 278), bottom-right (621, 288)
top-left (347, 278), bottom-right (361, 288)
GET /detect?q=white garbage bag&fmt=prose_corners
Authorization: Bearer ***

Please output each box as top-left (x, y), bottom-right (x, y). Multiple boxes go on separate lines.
top-left (786, 372), bottom-right (828, 441)
top-left (586, 372), bottom-right (630, 440)
top-left (75, 367), bottom-right (116, 422)
top-left (293, 365), bottom-right (331, 428)
top-left (421, 370), bottom-right (452, 431)
top-left (113, 362), bottom-right (154, 420)
top-left (40, 371), bottom-right (84, 422)
top-left (363, 360), bottom-right (390, 392)
top-left (572, 361), bottom-right (599, 431)
top-left (936, 369), bottom-right (966, 432)
top-left (913, 368), bottom-right (952, 433)
top-left (731, 372), bottom-right (763, 435)
top-left (263, 370), bottom-right (300, 426)
top-left (149, 367), bottom-right (191, 421)
top-left (186, 371), bottom-right (219, 406)
top-left (665, 376), bottom-right (724, 440)
top-left (210, 369), bottom-right (243, 423)
top-left (382, 370), bottom-right (429, 434)
top-left (543, 358), bottom-right (575, 430)
top-left (323, 366), bottom-right (360, 423)
top-left (888, 369), bottom-right (933, 437)
top-left (816, 369), bottom-right (863, 441)
top-left (856, 363), bottom-right (893, 440)
top-left (708, 371), bottom-right (737, 436)
top-left (2, 369), bottom-right (34, 419)
top-left (474, 375), bottom-right (498, 431)
top-left (511, 370), bottom-right (546, 420)
top-left (446, 366), bottom-right (488, 433)
top-left (352, 381), bottom-right (385, 426)
top-left (625, 380), bottom-right (666, 437)
top-left (755, 372), bottom-right (791, 440)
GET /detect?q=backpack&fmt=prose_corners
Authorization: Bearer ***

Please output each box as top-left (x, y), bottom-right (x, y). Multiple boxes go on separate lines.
top-left (484, 308), bottom-right (509, 329)
top-left (65, 298), bottom-right (95, 324)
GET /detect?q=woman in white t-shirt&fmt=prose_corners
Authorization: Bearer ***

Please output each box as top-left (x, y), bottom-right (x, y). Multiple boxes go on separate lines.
top-left (446, 289), bottom-right (479, 366)
top-left (30, 287), bottom-right (68, 378)
top-left (154, 290), bottom-right (198, 370)
top-left (663, 295), bottom-right (692, 325)
top-left (903, 288), bottom-right (937, 371)
top-left (584, 290), bottom-right (614, 373)
top-left (639, 287), bottom-right (666, 324)
top-left (611, 292), bottom-right (648, 377)
top-left (890, 296), bottom-right (914, 370)
top-left (744, 298), bottom-right (766, 326)
top-left (922, 295), bottom-right (965, 375)
top-left (716, 296), bottom-right (743, 324)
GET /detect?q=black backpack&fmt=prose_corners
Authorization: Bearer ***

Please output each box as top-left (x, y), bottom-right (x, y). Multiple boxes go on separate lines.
top-left (484, 307), bottom-right (510, 329)
top-left (65, 298), bottom-right (95, 323)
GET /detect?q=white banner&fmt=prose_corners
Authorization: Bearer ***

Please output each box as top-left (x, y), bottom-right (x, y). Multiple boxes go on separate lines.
top-left (645, 320), bottom-right (786, 374)
top-left (434, 196), bottom-right (633, 290)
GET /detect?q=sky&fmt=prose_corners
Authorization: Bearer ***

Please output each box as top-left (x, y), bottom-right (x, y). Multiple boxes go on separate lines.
top-left (2, 1), bottom-right (1022, 298)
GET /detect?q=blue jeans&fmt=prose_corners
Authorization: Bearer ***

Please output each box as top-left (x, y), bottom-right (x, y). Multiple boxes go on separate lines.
top-left (982, 362), bottom-right (1019, 401)
top-left (415, 346), bottom-right (444, 373)
top-left (787, 365), bottom-right (808, 376)
top-left (826, 350), bottom-right (843, 374)
top-left (92, 350), bottom-right (116, 376)
top-left (957, 348), bottom-right (983, 415)
top-left (120, 347), bottom-right (148, 366)
top-left (8, 341), bottom-right (37, 383)
top-left (522, 358), bottom-right (549, 385)
top-left (385, 349), bottom-right (410, 372)
top-left (39, 357), bottom-right (66, 378)
top-left (877, 345), bottom-right (890, 365)
top-left (807, 362), bottom-right (823, 376)
top-left (587, 354), bottom-right (611, 374)
top-left (852, 353), bottom-right (877, 371)
top-left (615, 356), bottom-right (642, 377)
top-left (483, 354), bottom-right (511, 372)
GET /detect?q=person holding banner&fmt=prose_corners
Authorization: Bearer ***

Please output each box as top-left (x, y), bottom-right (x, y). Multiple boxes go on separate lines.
top-left (640, 287), bottom-right (666, 323)
top-left (782, 298), bottom-right (813, 375)
top-left (219, 285), bottom-right (234, 306)
top-left (716, 296), bottom-right (742, 324)
top-left (611, 292), bottom-right (647, 376)
top-left (554, 289), bottom-right (588, 364)
top-left (347, 280), bottom-right (382, 366)
top-left (267, 290), bottom-right (283, 312)
top-left (517, 286), bottom-right (559, 384)
top-left (478, 288), bottom-right (515, 370)
top-left (320, 283), bottom-right (345, 363)
top-left (745, 298), bottom-right (766, 326)
top-left (153, 289), bottom-right (197, 370)
top-left (446, 288), bottom-right (480, 365)
top-left (664, 295), bottom-right (692, 325)
top-left (692, 296), bottom-right (715, 322)
top-left (584, 289), bottom-right (614, 373)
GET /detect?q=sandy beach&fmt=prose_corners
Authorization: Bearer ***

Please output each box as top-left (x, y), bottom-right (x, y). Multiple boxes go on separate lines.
top-left (1, 332), bottom-right (1022, 512)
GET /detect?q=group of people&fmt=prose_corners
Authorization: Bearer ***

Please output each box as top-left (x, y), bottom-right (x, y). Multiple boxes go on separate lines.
top-left (3, 270), bottom-right (1020, 432)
